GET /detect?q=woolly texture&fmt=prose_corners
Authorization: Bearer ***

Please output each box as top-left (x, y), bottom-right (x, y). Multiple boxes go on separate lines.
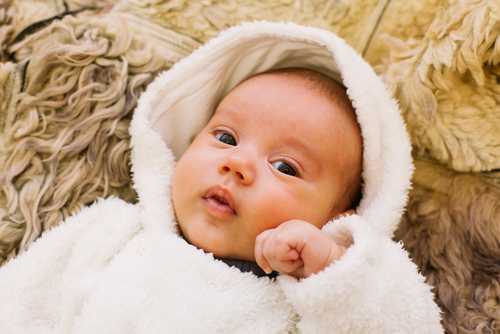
top-left (381, 0), bottom-right (500, 172)
top-left (395, 160), bottom-right (500, 333)
top-left (112, 0), bottom-right (381, 53)
top-left (379, 1), bottom-right (500, 332)
top-left (362, 0), bottom-right (470, 65)
top-left (0, 11), bottom-right (198, 264)
top-left (111, 0), bottom-right (472, 67)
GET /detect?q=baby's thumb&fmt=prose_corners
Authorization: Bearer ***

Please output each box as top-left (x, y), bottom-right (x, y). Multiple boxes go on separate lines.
top-left (283, 248), bottom-right (300, 261)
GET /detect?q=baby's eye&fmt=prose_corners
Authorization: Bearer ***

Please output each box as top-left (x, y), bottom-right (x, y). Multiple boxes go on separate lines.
top-left (216, 133), bottom-right (236, 146)
top-left (272, 161), bottom-right (297, 176)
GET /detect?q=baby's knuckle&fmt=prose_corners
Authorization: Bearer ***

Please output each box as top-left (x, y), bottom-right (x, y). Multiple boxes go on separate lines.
top-left (261, 248), bottom-right (272, 260)
top-left (274, 233), bottom-right (287, 245)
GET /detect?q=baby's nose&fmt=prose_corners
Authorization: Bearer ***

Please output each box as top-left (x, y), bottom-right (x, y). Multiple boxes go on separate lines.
top-left (218, 154), bottom-right (255, 185)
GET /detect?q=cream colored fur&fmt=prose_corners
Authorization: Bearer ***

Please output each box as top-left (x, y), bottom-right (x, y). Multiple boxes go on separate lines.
top-left (381, 0), bottom-right (500, 172)
top-left (0, 10), bottom-right (199, 263)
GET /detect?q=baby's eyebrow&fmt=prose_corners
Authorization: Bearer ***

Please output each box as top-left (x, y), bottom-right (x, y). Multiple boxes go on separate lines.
top-left (213, 108), bottom-right (237, 117)
top-left (283, 138), bottom-right (321, 175)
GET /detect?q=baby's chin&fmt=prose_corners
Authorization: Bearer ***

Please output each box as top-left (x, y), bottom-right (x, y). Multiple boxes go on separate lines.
top-left (178, 224), bottom-right (254, 261)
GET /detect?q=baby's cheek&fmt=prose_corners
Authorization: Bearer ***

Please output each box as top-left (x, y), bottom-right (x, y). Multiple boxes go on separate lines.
top-left (248, 197), bottom-right (294, 236)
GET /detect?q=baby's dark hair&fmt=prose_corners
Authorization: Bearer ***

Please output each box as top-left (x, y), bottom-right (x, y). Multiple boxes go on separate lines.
top-left (255, 67), bottom-right (363, 212)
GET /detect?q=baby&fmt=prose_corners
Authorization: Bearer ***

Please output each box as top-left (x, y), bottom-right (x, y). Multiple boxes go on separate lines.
top-left (172, 68), bottom-right (363, 278)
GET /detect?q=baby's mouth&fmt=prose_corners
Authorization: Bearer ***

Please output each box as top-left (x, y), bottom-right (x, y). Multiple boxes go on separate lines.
top-left (203, 187), bottom-right (236, 216)
top-left (213, 195), bottom-right (228, 206)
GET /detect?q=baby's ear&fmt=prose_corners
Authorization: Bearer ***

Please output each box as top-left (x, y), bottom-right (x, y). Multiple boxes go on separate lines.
top-left (332, 209), bottom-right (356, 220)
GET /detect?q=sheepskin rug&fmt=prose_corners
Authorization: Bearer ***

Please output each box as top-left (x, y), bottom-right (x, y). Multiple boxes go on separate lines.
top-left (0, 0), bottom-right (201, 262)
top-left (1, 0), bottom-right (499, 332)
top-left (381, 1), bottom-right (500, 332)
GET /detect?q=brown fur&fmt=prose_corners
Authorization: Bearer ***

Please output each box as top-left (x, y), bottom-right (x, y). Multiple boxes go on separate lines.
top-left (395, 160), bottom-right (500, 333)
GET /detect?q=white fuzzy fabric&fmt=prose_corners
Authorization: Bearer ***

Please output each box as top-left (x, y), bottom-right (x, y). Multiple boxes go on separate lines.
top-left (0, 21), bottom-right (442, 333)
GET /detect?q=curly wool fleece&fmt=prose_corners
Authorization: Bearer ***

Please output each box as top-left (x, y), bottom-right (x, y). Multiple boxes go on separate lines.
top-left (0, 11), bottom-right (200, 263)
top-left (381, 1), bottom-right (500, 332)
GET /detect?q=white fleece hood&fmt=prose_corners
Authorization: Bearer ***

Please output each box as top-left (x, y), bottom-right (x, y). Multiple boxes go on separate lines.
top-left (130, 21), bottom-right (413, 238)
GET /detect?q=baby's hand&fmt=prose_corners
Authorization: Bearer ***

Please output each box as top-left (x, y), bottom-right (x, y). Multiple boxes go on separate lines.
top-left (255, 220), bottom-right (347, 279)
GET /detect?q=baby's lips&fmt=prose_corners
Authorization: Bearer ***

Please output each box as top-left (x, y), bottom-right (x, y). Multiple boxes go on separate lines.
top-left (204, 186), bottom-right (236, 213)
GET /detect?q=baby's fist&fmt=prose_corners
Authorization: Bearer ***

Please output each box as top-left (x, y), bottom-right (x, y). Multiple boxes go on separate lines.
top-left (254, 220), bottom-right (346, 279)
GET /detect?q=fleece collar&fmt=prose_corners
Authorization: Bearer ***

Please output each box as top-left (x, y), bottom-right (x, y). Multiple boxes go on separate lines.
top-left (129, 21), bottom-right (413, 237)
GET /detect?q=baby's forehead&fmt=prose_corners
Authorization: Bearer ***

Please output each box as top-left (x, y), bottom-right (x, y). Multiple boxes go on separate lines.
top-left (216, 72), bottom-right (360, 150)
top-left (251, 68), bottom-right (347, 98)
top-left (245, 69), bottom-right (352, 115)
top-left (225, 74), bottom-right (352, 129)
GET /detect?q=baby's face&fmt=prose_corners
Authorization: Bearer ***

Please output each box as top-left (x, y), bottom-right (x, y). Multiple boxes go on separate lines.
top-left (172, 74), bottom-right (361, 261)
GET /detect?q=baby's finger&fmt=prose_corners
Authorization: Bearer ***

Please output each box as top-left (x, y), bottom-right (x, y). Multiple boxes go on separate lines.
top-left (255, 230), bottom-right (273, 274)
top-left (271, 226), bottom-right (302, 262)
top-left (278, 247), bottom-right (300, 262)
top-left (270, 258), bottom-right (304, 275)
